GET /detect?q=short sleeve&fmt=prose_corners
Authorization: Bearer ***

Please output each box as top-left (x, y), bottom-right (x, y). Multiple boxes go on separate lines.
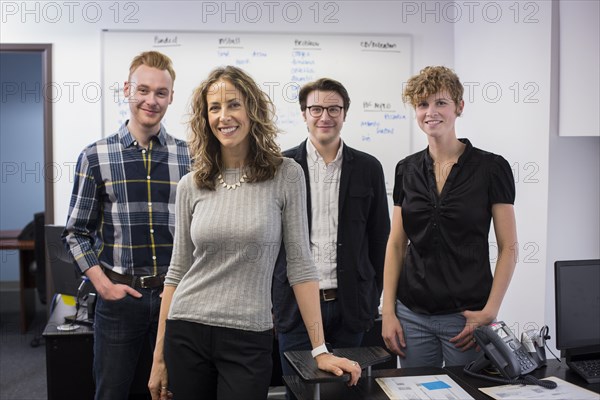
top-left (392, 160), bottom-right (406, 206)
top-left (489, 155), bottom-right (516, 205)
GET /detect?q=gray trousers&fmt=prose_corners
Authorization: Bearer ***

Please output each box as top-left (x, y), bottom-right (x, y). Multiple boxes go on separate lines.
top-left (395, 300), bottom-right (479, 368)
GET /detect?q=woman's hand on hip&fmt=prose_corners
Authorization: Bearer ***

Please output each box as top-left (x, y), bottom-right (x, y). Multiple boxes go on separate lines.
top-left (450, 309), bottom-right (495, 351)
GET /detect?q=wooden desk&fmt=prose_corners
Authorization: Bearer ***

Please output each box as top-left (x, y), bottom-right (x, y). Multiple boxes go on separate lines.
top-left (0, 229), bottom-right (36, 333)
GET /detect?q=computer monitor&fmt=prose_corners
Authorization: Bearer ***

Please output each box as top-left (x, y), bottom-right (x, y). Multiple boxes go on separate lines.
top-left (44, 224), bottom-right (82, 297)
top-left (554, 259), bottom-right (600, 359)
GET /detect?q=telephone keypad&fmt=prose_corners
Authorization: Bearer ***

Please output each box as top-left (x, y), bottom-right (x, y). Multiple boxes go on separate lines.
top-left (515, 348), bottom-right (536, 373)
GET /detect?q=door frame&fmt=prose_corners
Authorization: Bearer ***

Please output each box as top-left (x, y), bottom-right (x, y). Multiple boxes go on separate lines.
top-left (1, 43), bottom-right (54, 224)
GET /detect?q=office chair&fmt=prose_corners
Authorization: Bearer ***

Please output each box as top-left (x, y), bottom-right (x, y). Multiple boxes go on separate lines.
top-left (33, 212), bottom-right (47, 305)
top-left (29, 212), bottom-right (47, 347)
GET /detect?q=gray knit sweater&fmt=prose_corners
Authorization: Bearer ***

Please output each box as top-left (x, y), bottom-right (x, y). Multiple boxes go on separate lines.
top-left (165, 158), bottom-right (318, 332)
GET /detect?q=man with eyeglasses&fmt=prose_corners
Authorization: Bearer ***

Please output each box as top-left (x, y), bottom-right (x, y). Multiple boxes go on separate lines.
top-left (273, 78), bottom-right (390, 394)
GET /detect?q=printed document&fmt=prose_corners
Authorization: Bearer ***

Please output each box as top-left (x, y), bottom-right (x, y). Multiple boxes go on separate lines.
top-left (376, 374), bottom-right (474, 400)
top-left (478, 376), bottom-right (599, 400)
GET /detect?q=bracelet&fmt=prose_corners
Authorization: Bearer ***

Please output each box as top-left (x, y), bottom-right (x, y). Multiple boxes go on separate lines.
top-left (311, 343), bottom-right (330, 358)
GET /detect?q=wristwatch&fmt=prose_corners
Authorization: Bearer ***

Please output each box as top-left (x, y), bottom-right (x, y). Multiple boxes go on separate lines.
top-left (311, 343), bottom-right (331, 358)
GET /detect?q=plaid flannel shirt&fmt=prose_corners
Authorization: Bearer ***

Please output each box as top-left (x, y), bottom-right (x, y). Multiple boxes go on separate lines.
top-left (63, 122), bottom-right (190, 277)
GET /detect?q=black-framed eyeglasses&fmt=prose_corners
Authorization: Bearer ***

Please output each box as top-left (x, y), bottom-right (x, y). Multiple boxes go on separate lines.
top-left (306, 105), bottom-right (343, 118)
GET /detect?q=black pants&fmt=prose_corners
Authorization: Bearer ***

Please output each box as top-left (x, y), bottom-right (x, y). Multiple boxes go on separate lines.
top-left (164, 319), bottom-right (273, 400)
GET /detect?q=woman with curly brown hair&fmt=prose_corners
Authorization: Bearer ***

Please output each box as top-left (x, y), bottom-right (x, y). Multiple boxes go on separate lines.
top-left (148, 66), bottom-right (360, 400)
top-left (381, 66), bottom-right (518, 368)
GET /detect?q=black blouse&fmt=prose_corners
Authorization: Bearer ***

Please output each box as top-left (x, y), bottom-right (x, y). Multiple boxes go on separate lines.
top-left (393, 139), bottom-right (515, 315)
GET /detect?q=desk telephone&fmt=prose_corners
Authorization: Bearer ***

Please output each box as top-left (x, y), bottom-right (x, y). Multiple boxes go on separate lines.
top-left (464, 321), bottom-right (557, 389)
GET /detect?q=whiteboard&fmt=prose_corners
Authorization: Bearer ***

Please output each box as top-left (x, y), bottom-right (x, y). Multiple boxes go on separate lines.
top-left (101, 30), bottom-right (412, 196)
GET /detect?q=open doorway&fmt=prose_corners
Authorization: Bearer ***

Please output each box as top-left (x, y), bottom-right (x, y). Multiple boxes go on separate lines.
top-left (1, 44), bottom-right (54, 226)
top-left (0, 44), bottom-right (53, 310)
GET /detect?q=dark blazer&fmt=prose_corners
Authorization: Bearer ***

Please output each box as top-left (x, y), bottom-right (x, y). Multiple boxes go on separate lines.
top-left (273, 139), bottom-right (390, 333)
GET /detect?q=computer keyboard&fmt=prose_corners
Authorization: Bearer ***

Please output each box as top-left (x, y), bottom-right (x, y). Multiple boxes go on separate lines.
top-left (568, 359), bottom-right (600, 384)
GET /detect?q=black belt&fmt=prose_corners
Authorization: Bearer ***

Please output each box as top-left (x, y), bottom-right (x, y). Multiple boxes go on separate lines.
top-left (320, 288), bottom-right (337, 302)
top-left (103, 268), bottom-right (165, 289)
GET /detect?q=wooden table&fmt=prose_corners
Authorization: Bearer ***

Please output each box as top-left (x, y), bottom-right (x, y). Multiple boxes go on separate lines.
top-left (0, 229), bottom-right (36, 333)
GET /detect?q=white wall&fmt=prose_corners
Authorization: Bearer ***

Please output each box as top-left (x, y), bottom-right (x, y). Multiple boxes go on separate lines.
top-left (544, 0), bottom-right (600, 353)
top-left (545, 134), bottom-right (600, 352)
top-left (453, 0), bottom-right (599, 353)
top-left (2, 1), bottom-right (598, 349)
top-left (454, 1), bottom-right (553, 337)
top-left (557, 0), bottom-right (600, 137)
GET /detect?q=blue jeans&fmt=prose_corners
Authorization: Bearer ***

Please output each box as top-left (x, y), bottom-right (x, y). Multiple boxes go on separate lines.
top-left (395, 300), bottom-right (478, 368)
top-left (278, 300), bottom-right (364, 377)
top-left (93, 288), bottom-right (162, 400)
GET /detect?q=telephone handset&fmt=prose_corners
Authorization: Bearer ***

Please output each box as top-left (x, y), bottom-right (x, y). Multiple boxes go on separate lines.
top-left (464, 321), bottom-right (557, 389)
top-left (474, 321), bottom-right (538, 377)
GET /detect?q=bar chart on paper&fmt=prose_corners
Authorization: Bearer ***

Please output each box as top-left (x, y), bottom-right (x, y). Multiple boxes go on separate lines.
top-left (376, 374), bottom-right (474, 400)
